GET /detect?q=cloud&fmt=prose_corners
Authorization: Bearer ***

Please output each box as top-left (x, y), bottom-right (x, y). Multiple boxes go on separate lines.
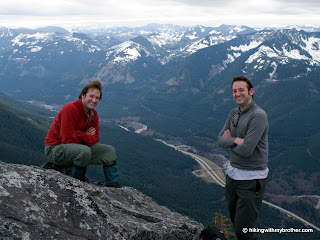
top-left (0, 0), bottom-right (318, 29)
top-left (0, 0), bottom-right (99, 16)
top-left (169, 0), bottom-right (231, 7)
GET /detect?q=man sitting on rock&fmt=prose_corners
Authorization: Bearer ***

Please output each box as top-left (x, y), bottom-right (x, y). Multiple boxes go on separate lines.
top-left (43, 80), bottom-right (120, 188)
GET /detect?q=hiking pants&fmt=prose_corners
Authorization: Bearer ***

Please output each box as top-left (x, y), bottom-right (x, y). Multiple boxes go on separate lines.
top-left (225, 175), bottom-right (266, 240)
top-left (44, 143), bottom-right (117, 168)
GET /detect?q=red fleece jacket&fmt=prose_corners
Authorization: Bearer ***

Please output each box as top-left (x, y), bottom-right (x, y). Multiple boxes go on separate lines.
top-left (45, 99), bottom-right (99, 146)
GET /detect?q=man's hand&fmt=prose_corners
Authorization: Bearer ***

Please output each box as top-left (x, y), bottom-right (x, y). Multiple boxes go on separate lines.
top-left (223, 129), bottom-right (232, 138)
top-left (223, 129), bottom-right (244, 146)
top-left (234, 138), bottom-right (244, 146)
top-left (85, 127), bottom-right (96, 135)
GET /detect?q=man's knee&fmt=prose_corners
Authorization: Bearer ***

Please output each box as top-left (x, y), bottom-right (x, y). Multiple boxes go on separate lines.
top-left (49, 144), bottom-right (91, 167)
top-left (70, 145), bottom-right (91, 167)
top-left (102, 145), bottom-right (117, 166)
top-left (102, 145), bottom-right (116, 155)
top-left (90, 144), bottom-right (117, 166)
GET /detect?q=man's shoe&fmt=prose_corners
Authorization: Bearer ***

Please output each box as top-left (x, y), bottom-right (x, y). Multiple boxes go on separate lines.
top-left (106, 182), bottom-right (121, 188)
top-left (42, 162), bottom-right (72, 175)
top-left (42, 162), bottom-right (56, 169)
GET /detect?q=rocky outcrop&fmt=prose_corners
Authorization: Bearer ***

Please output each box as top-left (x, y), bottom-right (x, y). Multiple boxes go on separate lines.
top-left (0, 161), bottom-right (203, 239)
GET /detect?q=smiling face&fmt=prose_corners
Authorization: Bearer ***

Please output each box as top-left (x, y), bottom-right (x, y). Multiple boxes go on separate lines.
top-left (232, 81), bottom-right (254, 111)
top-left (81, 88), bottom-right (101, 113)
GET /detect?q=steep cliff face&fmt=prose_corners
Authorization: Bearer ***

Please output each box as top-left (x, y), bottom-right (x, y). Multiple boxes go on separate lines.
top-left (0, 161), bottom-right (203, 239)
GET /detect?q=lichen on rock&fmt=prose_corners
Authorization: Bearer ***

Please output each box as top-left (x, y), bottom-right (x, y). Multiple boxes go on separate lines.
top-left (0, 161), bottom-right (203, 239)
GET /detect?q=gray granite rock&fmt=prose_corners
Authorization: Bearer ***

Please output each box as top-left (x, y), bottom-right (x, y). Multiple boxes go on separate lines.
top-left (0, 161), bottom-right (203, 239)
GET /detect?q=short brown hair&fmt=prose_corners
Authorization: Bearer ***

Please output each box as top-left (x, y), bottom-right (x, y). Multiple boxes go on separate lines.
top-left (79, 80), bottom-right (103, 100)
top-left (231, 76), bottom-right (253, 90)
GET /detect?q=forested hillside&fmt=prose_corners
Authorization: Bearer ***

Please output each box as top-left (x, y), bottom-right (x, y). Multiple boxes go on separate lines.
top-left (0, 93), bottom-right (51, 165)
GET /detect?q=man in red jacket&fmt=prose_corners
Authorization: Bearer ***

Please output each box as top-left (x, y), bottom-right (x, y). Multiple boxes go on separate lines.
top-left (44, 80), bottom-right (119, 187)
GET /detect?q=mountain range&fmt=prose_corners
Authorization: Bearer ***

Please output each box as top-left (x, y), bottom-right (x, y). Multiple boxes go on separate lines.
top-left (0, 23), bottom-right (320, 236)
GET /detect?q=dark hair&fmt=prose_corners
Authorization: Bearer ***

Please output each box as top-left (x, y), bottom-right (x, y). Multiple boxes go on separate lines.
top-left (231, 76), bottom-right (253, 90)
top-left (79, 80), bottom-right (103, 100)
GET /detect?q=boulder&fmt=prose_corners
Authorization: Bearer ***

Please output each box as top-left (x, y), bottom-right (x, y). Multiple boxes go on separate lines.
top-left (0, 161), bottom-right (203, 239)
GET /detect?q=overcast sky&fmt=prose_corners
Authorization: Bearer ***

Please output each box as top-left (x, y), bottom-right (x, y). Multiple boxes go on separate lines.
top-left (0, 0), bottom-right (319, 29)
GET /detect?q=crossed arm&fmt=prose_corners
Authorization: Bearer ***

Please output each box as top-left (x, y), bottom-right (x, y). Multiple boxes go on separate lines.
top-left (60, 108), bottom-right (99, 146)
top-left (85, 127), bottom-right (96, 135)
top-left (222, 129), bottom-right (244, 146)
top-left (218, 113), bottom-right (267, 158)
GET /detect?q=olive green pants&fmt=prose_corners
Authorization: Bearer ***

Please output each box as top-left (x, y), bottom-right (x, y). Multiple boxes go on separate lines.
top-left (45, 143), bottom-right (117, 168)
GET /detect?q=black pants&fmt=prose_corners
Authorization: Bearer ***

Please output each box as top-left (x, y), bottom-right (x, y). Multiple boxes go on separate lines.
top-left (225, 175), bottom-right (266, 240)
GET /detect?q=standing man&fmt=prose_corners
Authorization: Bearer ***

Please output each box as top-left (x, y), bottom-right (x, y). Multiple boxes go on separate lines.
top-left (44, 80), bottom-right (120, 188)
top-left (218, 76), bottom-right (268, 240)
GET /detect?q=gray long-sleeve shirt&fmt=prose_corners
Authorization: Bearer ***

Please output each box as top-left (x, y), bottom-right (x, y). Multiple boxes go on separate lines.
top-left (218, 101), bottom-right (269, 170)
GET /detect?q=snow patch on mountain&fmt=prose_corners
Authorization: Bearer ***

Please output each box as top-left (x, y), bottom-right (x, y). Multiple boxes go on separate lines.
top-left (223, 54), bottom-right (236, 66)
top-left (139, 30), bottom-right (152, 35)
top-left (105, 41), bottom-right (147, 63)
top-left (0, 28), bottom-right (14, 38)
top-left (209, 30), bottom-right (221, 35)
top-left (29, 46), bottom-right (42, 52)
top-left (11, 38), bottom-right (25, 47)
top-left (186, 35), bottom-right (236, 54)
top-left (281, 45), bottom-right (309, 60)
top-left (246, 46), bottom-right (281, 63)
top-left (186, 33), bottom-right (198, 40)
top-left (246, 40), bottom-right (319, 67)
top-left (186, 39), bottom-right (209, 53)
top-left (211, 35), bottom-right (236, 44)
top-left (301, 36), bottom-right (320, 65)
top-left (114, 48), bottom-right (141, 62)
top-left (12, 57), bottom-right (30, 63)
top-left (230, 40), bottom-right (262, 52)
top-left (147, 32), bottom-right (183, 47)
top-left (230, 26), bottom-right (246, 33)
top-left (266, 62), bottom-right (278, 82)
top-left (88, 45), bottom-right (101, 53)
top-left (64, 35), bottom-right (85, 45)
top-left (11, 32), bottom-right (53, 47)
